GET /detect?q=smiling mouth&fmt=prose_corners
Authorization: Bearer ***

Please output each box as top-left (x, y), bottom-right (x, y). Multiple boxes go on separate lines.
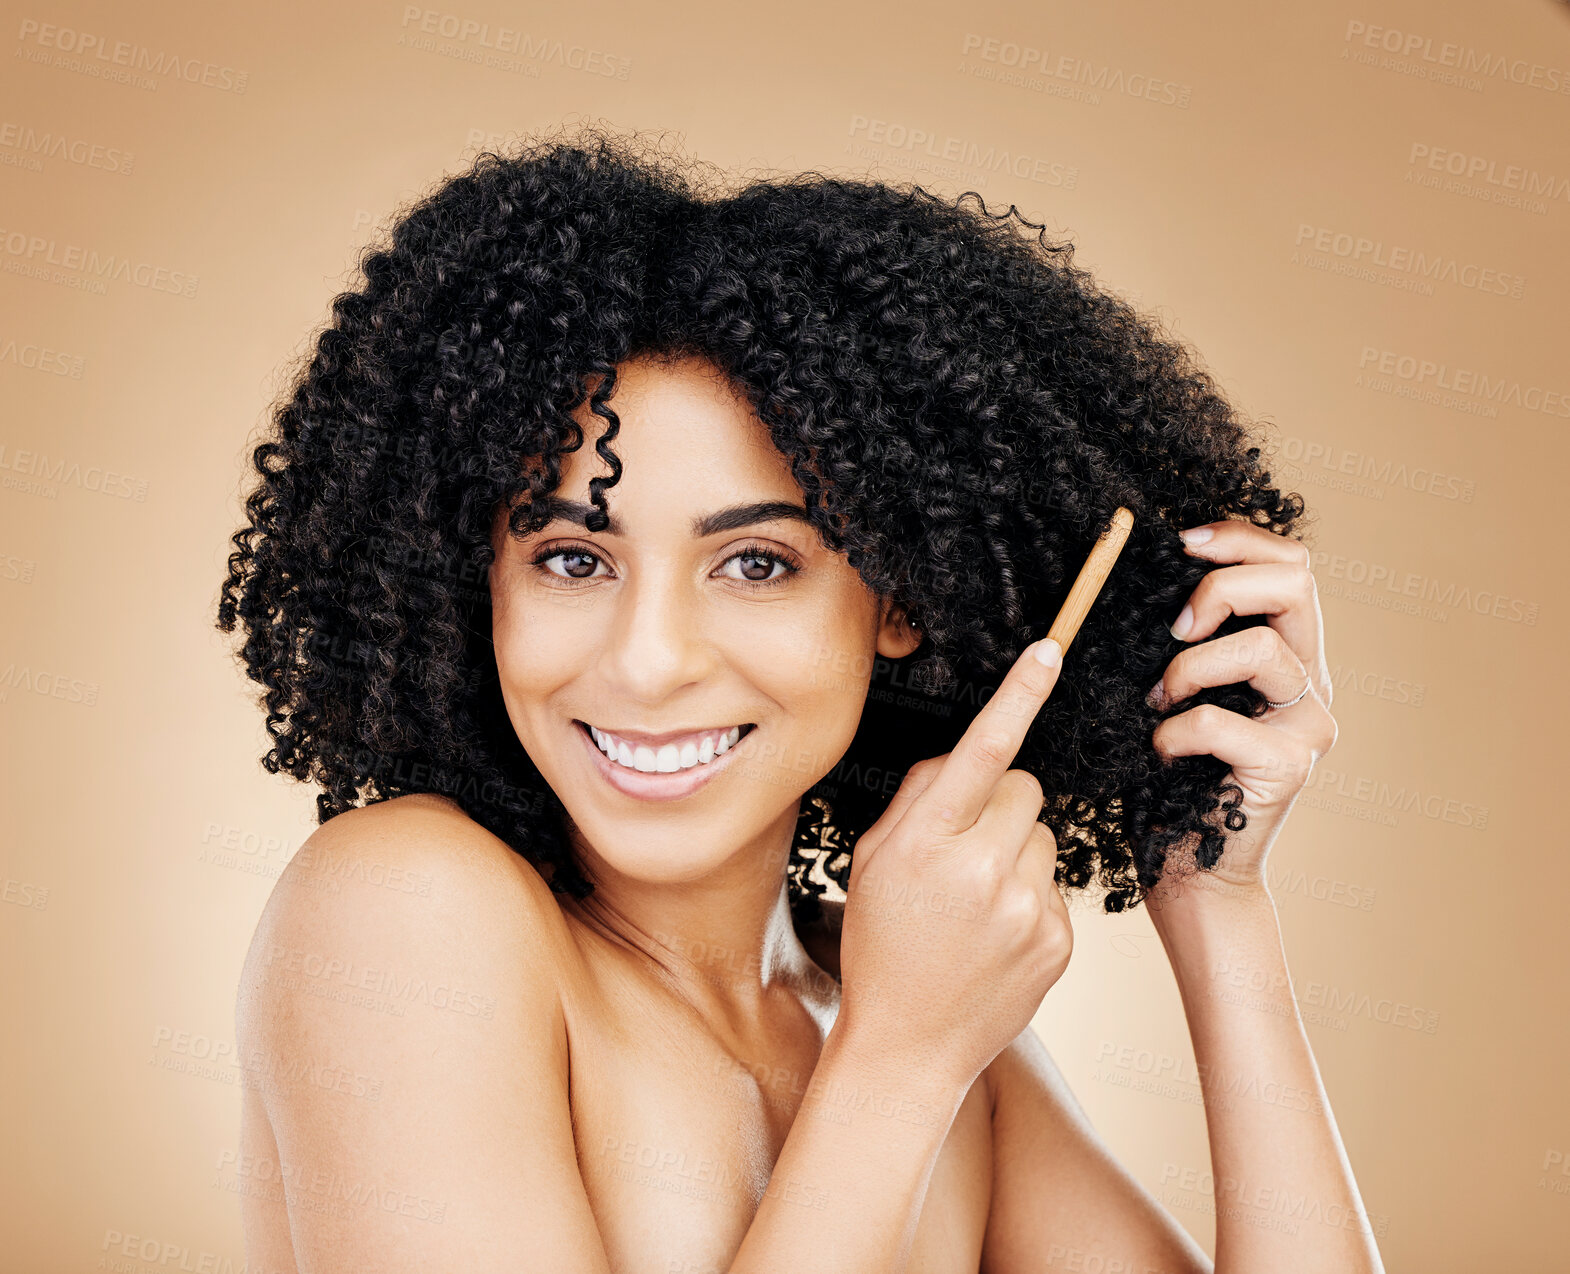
top-left (573, 720), bottom-right (758, 775)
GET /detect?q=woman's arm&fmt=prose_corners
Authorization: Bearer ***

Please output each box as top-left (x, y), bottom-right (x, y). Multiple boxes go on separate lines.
top-left (975, 878), bottom-right (1383, 1274)
top-left (802, 896), bottom-right (1215, 1274)
top-left (740, 637), bottom-right (1080, 1273)
top-left (728, 1021), bottom-right (975, 1274)
top-left (986, 516), bottom-right (1385, 1273)
top-left (979, 1023), bottom-right (1214, 1274)
top-left (1148, 874), bottom-right (1383, 1272)
top-left (1140, 517), bottom-right (1382, 1271)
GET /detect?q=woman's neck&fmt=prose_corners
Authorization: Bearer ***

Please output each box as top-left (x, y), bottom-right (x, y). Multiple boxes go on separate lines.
top-left (558, 853), bottom-right (836, 1024)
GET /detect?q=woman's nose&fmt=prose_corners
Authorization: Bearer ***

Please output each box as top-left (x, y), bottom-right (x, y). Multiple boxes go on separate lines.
top-left (603, 569), bottom-right (718, 697)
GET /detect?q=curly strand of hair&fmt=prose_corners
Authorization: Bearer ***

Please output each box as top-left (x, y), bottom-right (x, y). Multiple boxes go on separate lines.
top-left (583, 359), bottom-right (624, 532)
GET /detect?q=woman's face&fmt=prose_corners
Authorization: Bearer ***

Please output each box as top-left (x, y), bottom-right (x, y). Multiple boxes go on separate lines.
top-left (488, 353), bottom-right (920, 889)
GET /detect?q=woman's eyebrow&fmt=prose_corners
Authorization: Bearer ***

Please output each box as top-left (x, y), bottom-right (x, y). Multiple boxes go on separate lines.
top-left (532, 496), bottom-right (813, 538)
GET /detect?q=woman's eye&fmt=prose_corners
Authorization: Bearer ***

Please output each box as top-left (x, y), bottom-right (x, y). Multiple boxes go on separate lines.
top-left (717, 546), bottom-right (801, 588)
top-left (531, 547), bottom-right (607, 583)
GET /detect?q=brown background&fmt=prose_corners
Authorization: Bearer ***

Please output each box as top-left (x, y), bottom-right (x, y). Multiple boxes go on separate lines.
top-left (2, 0), bottom-right (1567, 1269)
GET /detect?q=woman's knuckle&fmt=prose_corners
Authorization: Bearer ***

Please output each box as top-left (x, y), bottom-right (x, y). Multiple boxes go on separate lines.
top-left (972, 730), bottom-right (1014, 770)
top-left (1039, 915), bottom-right (1073, 969)
top-left (1194, 702), bottom-right (1229, 730)
top-left (1150, 721), bottom-right (1173, 759)
top-left (1258, 625), bottom-right (1290, 658)
top-left (1235, 628), bottom-right (1273, 674)
top-left (960, 844), bottom-right (1005, 889)
top-left (1004, 767), bottom-right (1044, 803)
top-left (1281, 743), bottom-right (1315, 786)
top-left (996, 882), bottom-right (1042, 933)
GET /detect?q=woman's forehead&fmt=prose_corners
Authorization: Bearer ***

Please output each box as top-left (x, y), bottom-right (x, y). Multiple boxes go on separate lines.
top-left (551, 359), bottom-right (801, 500)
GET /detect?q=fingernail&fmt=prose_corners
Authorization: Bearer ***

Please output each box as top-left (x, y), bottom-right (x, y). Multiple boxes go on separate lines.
top-left (1180, 526), bottom-right (1214, 547)
top-left (1145, 679), bottom-right (1168, 709)
top-left (1170, 603), bottom-right (1194, 640)
top-left (1033, 637), bottom-right (1062, 668)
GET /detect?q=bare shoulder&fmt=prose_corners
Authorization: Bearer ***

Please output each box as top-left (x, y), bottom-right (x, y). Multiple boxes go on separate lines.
top-left (233, 793), bottom-right (611, 1270)
top-left (289, 792), bottom-right (558, 901)
top-left (237, 792), bottom-right (572, 1046)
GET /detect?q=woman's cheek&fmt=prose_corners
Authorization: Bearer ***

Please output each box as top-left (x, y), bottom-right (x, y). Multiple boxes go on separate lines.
top-left (743, 620), bottom-right (876, 781)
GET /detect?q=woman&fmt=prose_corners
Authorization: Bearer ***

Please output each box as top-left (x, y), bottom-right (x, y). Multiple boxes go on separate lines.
top-left (217, 124), bottom-right (1381, 1273)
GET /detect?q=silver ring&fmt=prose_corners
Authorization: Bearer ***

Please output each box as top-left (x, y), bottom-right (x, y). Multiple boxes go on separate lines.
top-left (1264, 679), bottom-right (1312, 710)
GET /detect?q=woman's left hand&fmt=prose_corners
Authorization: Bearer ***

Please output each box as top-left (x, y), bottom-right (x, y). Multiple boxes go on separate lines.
top-left (1144, 519), bottom-right (1339, 892)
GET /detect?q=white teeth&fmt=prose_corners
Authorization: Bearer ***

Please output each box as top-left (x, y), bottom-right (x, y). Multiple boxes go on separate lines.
top-left (589, 724), bottom-right (742, 774)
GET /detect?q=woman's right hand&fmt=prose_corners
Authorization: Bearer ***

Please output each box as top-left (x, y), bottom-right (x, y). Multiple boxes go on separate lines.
top-left (835, 636), bottom-right (1074, 1093)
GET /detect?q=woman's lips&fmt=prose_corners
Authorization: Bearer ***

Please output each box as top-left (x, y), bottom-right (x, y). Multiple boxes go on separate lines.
top-left (573, 720), bottom-right (757, 803)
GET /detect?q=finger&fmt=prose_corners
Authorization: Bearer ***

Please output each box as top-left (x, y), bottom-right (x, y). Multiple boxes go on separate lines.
top-left (1174, 524), bottom-right (1331, 702)
top-left (963, 769), bottom-right (1048, 870)
top-left (1013, 822), bottom-right (1066, 923)
top-left (1177, 520), bottom-right (1310, 569)
top-left (882, 754), bottom-right (951, 833)
top-left (1169, 561), bottom-right (1329, 701)
top-left (1013, 825), bottom-right (1071, 989)
top-left (915, 637), bottom-right (1064, 836)
top-left (1152, 702), bottom-right (1320, 789)
top-left (1148, 625), bottom-right (1314, 714)
top-left (847, 753), bottom-right (952, 890)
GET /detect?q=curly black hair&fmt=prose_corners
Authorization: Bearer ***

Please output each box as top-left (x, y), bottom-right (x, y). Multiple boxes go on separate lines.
top-left (216, 120), bottom-right (1309, 921)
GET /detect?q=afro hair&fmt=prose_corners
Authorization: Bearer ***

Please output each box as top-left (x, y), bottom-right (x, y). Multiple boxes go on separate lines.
top-left (217, 121), bottom-right (1308, 923)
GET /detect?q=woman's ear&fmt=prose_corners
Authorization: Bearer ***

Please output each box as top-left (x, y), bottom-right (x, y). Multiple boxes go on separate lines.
top-left (875, 598), bottom-right (923, 660)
